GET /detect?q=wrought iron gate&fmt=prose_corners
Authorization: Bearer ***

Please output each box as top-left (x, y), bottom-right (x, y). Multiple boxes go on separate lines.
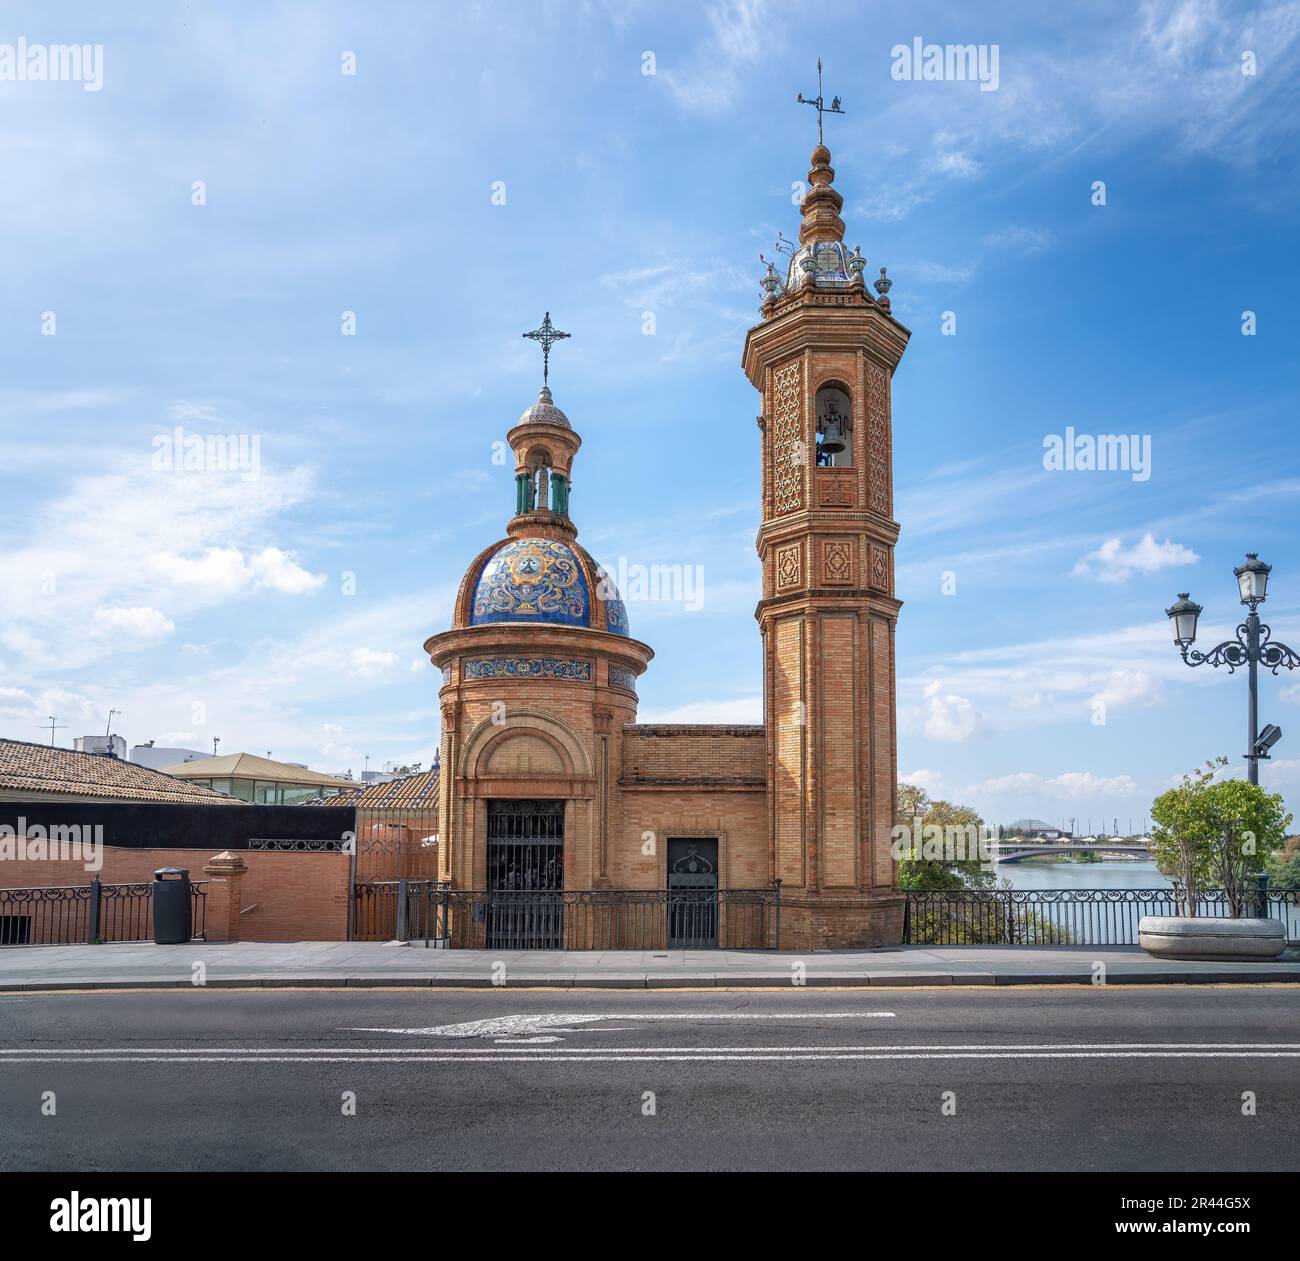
top-left (486, 799), bottom-right (564, 949)
top-left (667, 839), bottom-right (719, 948)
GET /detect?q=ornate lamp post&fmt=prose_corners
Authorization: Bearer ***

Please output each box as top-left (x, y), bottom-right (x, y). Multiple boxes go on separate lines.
top-left (1165, 554), bottom-right (1300, 784)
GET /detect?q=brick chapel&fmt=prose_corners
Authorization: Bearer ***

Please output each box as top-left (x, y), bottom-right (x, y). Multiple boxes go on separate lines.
top-left (423, 135), bottom-right (910, 949)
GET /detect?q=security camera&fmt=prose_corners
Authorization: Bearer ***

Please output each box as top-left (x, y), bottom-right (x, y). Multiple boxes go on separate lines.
top-left (1255, 724), bottom-right (1282, 757)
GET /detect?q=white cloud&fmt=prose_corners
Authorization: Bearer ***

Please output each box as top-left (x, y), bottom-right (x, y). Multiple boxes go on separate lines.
top-left (350, 647), bottom-right (400, 677)
top-left (900, 768), bottom-right (946, 794)
top-left (1090, 669), bottom-right (1163, 711)
top-left (1072, 533), bottom-right (1199, 583)
top-left (249, 547), bottom-right (326, 593)
top-left (150, 545), bottom-right (324, 597)
top-left (0, 444), bottom-right (318, 673)
top-left (93, 606), bottom-right (175, 638)
top-left (969, 770), bottom-right (1139, 799)
top-left (922, 680), bottom-right (985, 742)
top-left (639, 696), bottom-right (762, 724)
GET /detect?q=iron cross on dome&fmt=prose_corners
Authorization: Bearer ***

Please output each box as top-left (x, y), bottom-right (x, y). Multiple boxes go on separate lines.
top-left (522, 311), bottom-right (571, 387)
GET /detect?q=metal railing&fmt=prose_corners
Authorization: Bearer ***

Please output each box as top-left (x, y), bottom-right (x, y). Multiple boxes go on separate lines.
top-left (351, 881), bottom-right (783, 950)
top-left (0, 879), bottom-right (207, 946)
top-left (903, 885), bottom-right (1300, 947)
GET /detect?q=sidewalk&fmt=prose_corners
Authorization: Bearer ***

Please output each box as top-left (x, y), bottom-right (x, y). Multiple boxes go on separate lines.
top-left (2, 940), bottom-right (1299, 990)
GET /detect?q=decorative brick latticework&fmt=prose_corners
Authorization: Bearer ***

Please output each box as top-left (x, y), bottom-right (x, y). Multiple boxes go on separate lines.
top-left (866, 359), bottom-right (893, 518)
top-left (771, 359), bottom-right (805, 516)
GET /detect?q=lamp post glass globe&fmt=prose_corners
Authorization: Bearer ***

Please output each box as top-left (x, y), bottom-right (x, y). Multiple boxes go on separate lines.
top-left (1234, 553), bottom-right (1270, 606)
top-left (1165, 593), bottom-right (1201, 647)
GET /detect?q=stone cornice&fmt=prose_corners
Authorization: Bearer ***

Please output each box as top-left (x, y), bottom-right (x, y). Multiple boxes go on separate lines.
top-left (756, 512), bottom-right (901, 550)
top-left (424, 622), bottom-right (654, 673)
top-left (742, 303), bottom-right (910, 384)
top-left (754, 589), bottom-right (903, 619)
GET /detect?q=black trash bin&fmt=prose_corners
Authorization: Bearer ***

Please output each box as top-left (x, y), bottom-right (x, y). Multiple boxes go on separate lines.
top-left (152, 868), bottom-right (192, 945)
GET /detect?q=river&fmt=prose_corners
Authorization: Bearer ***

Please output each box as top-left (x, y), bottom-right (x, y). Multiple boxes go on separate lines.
top-left (1000, 858), bottom-right (1170, 891)
top-left (998, 857), bottom-right (1298, 938)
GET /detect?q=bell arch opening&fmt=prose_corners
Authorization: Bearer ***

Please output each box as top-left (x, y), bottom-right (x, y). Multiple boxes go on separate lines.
top-left (815, 382), bottom-right (852, 468)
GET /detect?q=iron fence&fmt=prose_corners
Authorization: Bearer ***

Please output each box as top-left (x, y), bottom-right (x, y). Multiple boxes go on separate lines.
top-left (0, 878), bottom-right (207, 946)
top-left (350, 881), bottom-right (782, 950)
top-left (903, 885), bottom-right (1300, 947)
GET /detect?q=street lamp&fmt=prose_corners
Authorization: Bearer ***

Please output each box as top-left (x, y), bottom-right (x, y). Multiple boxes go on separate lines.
top-left (1165, 554), bottom-right (1300, 784)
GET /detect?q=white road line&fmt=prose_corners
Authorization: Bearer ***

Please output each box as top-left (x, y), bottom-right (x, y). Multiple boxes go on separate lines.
top-left (0, 1040), bottom-right (1300, 1060)
top-left (2, 1041), bottom-right (1299, 1055)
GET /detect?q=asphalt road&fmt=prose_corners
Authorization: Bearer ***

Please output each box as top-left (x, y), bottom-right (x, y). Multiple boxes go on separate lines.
top-left (1, 985), bottom-right (1297, 1171)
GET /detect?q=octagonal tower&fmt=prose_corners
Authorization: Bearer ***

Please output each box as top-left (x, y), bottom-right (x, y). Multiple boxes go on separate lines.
top-left (743, 141), bottom-right (911, 948)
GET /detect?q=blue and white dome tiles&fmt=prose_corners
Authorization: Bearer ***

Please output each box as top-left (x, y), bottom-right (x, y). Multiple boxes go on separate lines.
top-left (470, 537), bottom-right (629, 636)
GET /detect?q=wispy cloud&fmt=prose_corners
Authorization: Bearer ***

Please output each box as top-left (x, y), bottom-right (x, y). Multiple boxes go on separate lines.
top-left (659, 0), bottom-right (772, 111)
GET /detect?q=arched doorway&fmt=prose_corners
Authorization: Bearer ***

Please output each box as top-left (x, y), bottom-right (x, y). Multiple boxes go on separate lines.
top-left (486, 798), bottom-right (565, 948)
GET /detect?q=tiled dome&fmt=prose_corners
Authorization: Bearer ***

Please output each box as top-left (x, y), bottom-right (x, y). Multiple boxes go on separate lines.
top-left (516, 384), bottom-right (570, 429)
top-left (469, 537), bottom-right (630, 637)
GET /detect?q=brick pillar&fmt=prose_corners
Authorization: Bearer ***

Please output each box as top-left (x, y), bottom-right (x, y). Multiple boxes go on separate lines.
top-left (201, 851), bottom-right (248, 942)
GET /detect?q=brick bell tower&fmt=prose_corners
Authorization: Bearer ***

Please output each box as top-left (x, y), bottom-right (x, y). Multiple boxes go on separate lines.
top-left (742, 118), bottom-right (910, 947)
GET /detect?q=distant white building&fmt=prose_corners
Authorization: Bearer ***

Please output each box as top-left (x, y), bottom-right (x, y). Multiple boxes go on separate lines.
top-left (1007, 817), bottom-right (1073, 839)
top-left (130, 742), bottom-right (209, 771)
top-left (73, 733), bottom-right (127, 759)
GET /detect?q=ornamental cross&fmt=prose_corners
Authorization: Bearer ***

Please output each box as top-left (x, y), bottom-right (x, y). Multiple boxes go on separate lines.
top-left (796, 57), bottom-right (844, 146)
top-left (522, 311), bottom-right (571, 387)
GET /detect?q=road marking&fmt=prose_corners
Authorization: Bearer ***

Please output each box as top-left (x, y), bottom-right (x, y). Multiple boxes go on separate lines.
top-left (2, 1045), bottom-right (1300, 1055)
top-left (3, 1042), bottom-right (1300, 1066)
top-left (347, 1011), bottom-right (898, 1040)
top-left (2, 1041), bottom-right (1299, 1055)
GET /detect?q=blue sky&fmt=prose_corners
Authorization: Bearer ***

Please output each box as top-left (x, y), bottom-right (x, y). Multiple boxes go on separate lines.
top-left (1, 0), bottom-right (1298, 828)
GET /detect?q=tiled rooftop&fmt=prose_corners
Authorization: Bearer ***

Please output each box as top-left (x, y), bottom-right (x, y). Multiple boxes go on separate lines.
top-left (303, 768), bottom-right (440, 810)
top-left (0, 738), bottom-right (240, 804)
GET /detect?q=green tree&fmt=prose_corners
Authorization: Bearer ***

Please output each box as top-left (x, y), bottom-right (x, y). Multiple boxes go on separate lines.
top-left (894, 784), bottom-right (993, 890)
top-left (1151, 758), bottom-right (1292, 916)
top-left (1151, 760), bottom-right (1222, 916)
top-left (1203, 777), bottom-right (1292, 916)
top-left (1266, 836), bottom-right (1300, 890)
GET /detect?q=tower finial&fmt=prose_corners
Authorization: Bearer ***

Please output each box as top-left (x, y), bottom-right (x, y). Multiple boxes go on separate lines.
top-left (795, 57), bottom-right (844, 149)
top-left (522, 311), bottom-right (571, 389)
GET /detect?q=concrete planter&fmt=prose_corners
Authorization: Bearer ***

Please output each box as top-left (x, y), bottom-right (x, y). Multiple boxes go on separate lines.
top-left (1138, 915), bottom-right (1287, 960)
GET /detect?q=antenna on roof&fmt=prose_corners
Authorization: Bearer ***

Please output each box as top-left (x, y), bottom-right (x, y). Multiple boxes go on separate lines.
top-left (41, 716), bottom-right (67, 747)
top-left (213, 737), bottom-right (220, 756)
top-left (105, 708), bottom-right (121, 738)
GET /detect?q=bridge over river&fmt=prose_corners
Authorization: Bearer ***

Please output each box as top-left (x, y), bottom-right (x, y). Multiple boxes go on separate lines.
top-left (988, 842), bottom-right (1154, 864)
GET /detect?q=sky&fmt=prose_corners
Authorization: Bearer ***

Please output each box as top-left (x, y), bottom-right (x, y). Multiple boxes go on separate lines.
top-left (1, 0), bottom-right (1298, 829)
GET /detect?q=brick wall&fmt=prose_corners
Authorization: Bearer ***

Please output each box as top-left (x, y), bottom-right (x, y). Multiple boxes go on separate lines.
top-left (0, 847), bottom-right (350, 941)
top-left (615, 789), bottom-right (768, 888)
top-left (621, 725), bottom-right (766, 784)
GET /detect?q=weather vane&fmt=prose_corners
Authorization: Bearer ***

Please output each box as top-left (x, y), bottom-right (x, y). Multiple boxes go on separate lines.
top-left (796, 57), bottom-right (844, 146)
top-left (522, 311), bottom-right (571, 388)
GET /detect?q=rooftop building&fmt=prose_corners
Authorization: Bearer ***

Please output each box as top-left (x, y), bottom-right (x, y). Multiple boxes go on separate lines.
top-left (0, 737), bottom-right (238, 805)
top-left (160, 751), bottom-right (354, 805)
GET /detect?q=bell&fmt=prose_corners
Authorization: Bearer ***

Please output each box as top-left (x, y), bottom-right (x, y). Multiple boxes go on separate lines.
top-left (820, 416), bottom-right (846, 455)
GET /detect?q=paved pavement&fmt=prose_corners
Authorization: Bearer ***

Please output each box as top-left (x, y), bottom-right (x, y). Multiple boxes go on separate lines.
top-left (2, 939), bottom-right (1299, 988)
top-left (1, 985), bottom-right (1297, 1171)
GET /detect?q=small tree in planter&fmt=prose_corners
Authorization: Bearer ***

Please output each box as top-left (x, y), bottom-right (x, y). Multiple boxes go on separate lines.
top-left (1151, 759), bottom-right (1221, 916)
top-left (1203, 777), bottom-right (1291, 916)
top-left (1151, 758), bottom-right (1292, 917)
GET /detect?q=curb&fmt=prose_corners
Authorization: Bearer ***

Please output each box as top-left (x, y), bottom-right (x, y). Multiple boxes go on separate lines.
top-left (5, 968), bottom-right (1300, 992)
